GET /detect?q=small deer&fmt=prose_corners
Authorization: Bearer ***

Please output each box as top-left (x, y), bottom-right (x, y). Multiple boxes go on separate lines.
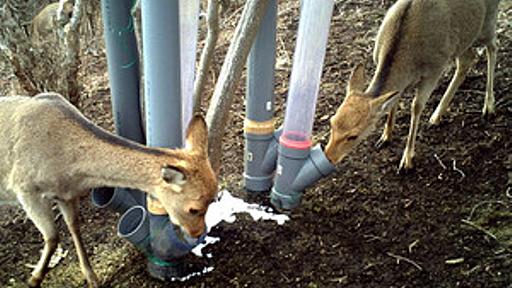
top-left (325, 0), bottom-right (500, 170)
top-left (0, 93), bottom-right (217, 287)
top-left (31, 1), bottom-right (74, 42)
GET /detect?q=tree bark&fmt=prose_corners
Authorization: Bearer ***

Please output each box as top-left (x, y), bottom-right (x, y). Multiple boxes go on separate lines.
top-left (205, 0), bottom-right (270, 173)
top-left (193, 0), bottom-right (219, 114)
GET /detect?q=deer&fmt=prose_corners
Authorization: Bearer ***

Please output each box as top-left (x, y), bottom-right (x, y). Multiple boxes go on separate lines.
top-left (0, 93), bottom-right (218, 287)
top-left (31, 1), bottom-right (74, 43)
top-left (325, 0), bottom-right (500, 171)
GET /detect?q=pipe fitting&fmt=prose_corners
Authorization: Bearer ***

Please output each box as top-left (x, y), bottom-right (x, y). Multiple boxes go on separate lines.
top-left (244, 127), bottom-right (281, 192)
top-left (270, 140), bottom-right (335, 210)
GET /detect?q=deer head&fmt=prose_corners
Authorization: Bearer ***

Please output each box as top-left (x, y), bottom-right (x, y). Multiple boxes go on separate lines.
top-left (325, 64), bottom-right (399, 164)
top-left (151, 115), bottom-right (218, 238)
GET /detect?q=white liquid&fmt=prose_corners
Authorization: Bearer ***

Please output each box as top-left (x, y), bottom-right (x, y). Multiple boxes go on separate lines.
top-left (192, 189), bottom-right (289, 259)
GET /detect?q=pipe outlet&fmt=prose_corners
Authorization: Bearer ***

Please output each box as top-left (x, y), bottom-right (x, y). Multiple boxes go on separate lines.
top-left (118, 205), bottom-right (151, 255)
top-left (91, 187), bottom-right (141, 215)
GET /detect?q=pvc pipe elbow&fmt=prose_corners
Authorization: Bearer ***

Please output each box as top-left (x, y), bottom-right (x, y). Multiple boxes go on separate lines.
top-left (292, 144), bottom-right (336, 192)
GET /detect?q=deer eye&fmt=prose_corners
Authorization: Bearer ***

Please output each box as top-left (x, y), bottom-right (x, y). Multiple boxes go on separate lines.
top-left (346, 135), bottom-right (358, 141)
top-left (189, 208), bottom-right (200, 215)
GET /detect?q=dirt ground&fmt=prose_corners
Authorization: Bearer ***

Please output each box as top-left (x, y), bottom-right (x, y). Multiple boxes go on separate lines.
top-left (1, 1), bottom-right (511, 287)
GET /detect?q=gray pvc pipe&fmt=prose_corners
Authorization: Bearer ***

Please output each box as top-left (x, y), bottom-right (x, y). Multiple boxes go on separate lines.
top-left (91, 187), bottom-right (139, 215)
top-left (101, 0), bottom-right (144, 144)
top-left (98, 0), bottom-right (146, 208)
top-left (245, 0), bottom-right (277, 123)
top-left (142, 0), bottom-right (182, 149)
top-left (140, 0), bottom-right (205, 271)
top-left (243, 0), bottom-right (277, 192)
top-left (270, 145), bottom-right (336, 210)
top-left (118, 205), bottom-right (151, 255)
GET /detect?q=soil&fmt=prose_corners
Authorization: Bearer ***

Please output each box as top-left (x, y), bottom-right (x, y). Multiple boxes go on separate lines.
top-left (1, 1), bottom-right (511, 287)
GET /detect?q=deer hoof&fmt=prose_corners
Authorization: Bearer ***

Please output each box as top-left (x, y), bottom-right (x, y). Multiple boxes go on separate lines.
top-left (428, 115), bottom-right (441, 126)
top-left (86, 272), bottom-right (100, 288)
top-left (482, 106), bottom-right (495, 118)
top-left (398, 155), bottom-right (415, 173)
top-left (28, 276), bottom-right (42, 288)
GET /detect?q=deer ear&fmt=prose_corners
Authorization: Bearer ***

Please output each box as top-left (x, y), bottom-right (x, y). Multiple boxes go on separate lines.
top-left (370, 91), bottom-right (400, 114)
top-left (185, 115), bottom-right (208, 156)
top-left (161, 165), bottom-right (187, 192)
top-left (347, 63), bottom-right (367, 94)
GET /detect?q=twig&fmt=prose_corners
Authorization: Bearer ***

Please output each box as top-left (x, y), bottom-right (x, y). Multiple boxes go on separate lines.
top-left (452, 159), bottom-right (465, 178)
top-left (433, 153), bottom-right (447, 170)
top-left (467, 200), bottom-right (509, 220)
top-left (461, 219), bottom-right (497, 241)
top-left (193, 0), bottom-right (219, 114)
top-left (408, 239), bottom-right (419, 253)
top-left (386, 252), bottom-right (423, 271)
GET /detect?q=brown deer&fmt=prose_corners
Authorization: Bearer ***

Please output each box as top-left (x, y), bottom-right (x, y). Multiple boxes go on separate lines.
top-left (0, 93), bottom-right (217, 287)
top-left (325, 0), bottom-right (500, 171)
top-left (31, 1), bottom-right (74, 42)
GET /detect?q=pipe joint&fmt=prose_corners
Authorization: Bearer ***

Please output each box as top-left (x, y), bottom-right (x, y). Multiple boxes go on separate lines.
top-left (270, 144), bottom-right (335, 210)
top-left (244, 128), bottom-right (282, 192)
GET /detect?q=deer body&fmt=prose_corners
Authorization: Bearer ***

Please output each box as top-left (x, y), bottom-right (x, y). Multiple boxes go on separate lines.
top-left (326, 0), bottom-right (499, 170)
top-left (0, 93), bottom-right (217, 287)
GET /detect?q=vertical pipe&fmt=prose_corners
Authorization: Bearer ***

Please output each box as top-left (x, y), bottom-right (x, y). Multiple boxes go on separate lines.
top-left (141, 0), bottom-right (182, 265)
top-left (179, 0), bottom-right (201, 139)
top-left (98, 0), bottom-right (145, 207)
top-left (101, 0), bottom-right (144, 143)
top-left (270, 0), bottom-right (335, 210)
top-left (281, 0), bottom-right (334, 143)
top-left (246, 0), bottom-right (276, 124)
top-left (140, 1), bottom-right (206, 274)
top-left (142, 0), bottom-right (182, 149)
top-left (244, 0), bottom-right (278, 192)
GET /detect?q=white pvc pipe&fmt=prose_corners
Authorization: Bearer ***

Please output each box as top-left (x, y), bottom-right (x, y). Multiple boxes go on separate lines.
top-left (282, 0), bottom-right (334, 142)
top-left (180, 0), bottom-right (201, 141)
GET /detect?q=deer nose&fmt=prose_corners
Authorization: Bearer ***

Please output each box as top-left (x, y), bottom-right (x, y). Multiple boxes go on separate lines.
top-left (185, 224), bottom-right (206, 238)
top-left (187, 228), bottom-right (203, 238)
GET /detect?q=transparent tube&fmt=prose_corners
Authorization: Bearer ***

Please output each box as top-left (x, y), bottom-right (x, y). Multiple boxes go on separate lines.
top-left (180, 0), bottom-right (200, 141)
top-left (282, 0), bottom-right (334, 147)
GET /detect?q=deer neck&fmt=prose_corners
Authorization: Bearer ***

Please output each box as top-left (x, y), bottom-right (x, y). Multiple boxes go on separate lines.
top-left (76, 135), bottom-right (183, 193)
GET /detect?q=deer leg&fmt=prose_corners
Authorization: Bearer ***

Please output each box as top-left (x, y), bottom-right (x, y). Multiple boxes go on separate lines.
top-left (430, 49), bottom-right (475, 125)
top-left (482, 38), bottom-right (497, 116)
top-left (376, 101), bottom-right (399, 148)
top-left (17, 193), bottom-right (58, 287)
top-left (399, 77), bottom-right (439, 171)
top-left (57, 198), bottom-right (99, 288)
